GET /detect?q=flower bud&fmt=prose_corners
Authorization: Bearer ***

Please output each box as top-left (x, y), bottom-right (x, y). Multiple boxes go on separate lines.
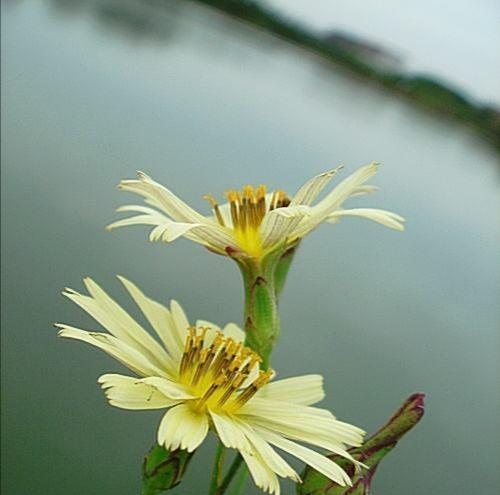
top-left (142, 445), bottom-right (194, 495)
top-left (298, 393), bottom-right (425, 495)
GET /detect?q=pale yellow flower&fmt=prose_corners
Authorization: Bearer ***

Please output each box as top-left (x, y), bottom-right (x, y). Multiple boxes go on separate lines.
top-left (107, 163), bottom-right (404, 259)
top-left (56, 277), bottom-right (365, 494)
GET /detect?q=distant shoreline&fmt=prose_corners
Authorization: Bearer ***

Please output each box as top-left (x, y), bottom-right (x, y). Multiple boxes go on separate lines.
top-left (193, 0), bottom-right (500, 151)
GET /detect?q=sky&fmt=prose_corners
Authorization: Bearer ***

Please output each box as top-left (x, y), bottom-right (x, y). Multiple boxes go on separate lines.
top-left (260, 0), bottom-right (500, 105)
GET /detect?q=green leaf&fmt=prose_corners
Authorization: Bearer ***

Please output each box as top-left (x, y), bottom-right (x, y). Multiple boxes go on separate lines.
top-left (141, 444), bottom-right (194, 495)
top-left (298, 393), bottom-right (425, 495)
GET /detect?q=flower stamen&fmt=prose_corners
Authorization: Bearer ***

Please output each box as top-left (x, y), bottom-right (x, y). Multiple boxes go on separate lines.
top-left (178, 327), bottom-right (269, 412)
top-left (204, 185), bottom-right (291, 258)
top-left (203, 194), bottom-right (226, 226)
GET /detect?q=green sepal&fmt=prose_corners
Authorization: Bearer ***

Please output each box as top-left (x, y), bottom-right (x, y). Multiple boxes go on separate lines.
top-left (141, 444), bottom-right (194, 495)
top-left (298, 393), bottom-right (425, 495)
top-left (274, 245), bottom-right (298, 298)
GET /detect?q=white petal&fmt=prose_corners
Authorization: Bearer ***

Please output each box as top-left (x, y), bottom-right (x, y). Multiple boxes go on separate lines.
top-left (234, 419), bottom-right (300, 482)
top-left (149, 221), bottom-right (204, 243)
top-left (157, 404), bottom-right (209, 452)
top-left (267, 205), bottom-right (311, 218)
top-left (241, 362), bottom-right (260, 389)
top-left (170, 300), bottom-right (190, 344)
top-left (214, 202), bottom-right (234, 228)
top-left (141, 377), bottom-right (194, 400)
top-left (98, 373), bottom-right (179, 409)
top-left (257, 375), bottom-right (325, 405)
top-left (240, 398), bottom-right (334, 420)
top-left (240, 398), bottom-right (364, 447)
top-left (349, 185), bottom-right (378, 197)
top-left (221, 322), bottom-right (245, 343)
top-left (119, 172), bottom-right (205, 223)
top-left (188, 224), bottom-right (235, 252)
top-left (209, 411), bottom-right (252, 451)
top-left (63, 279), bottom-right (171, 371)
top-left (327, 208), bottom-right (405, 231)
top-left (290, 163), bottom-right (379, 239)
top-left (290, 167), bottom-right (342, 206)
top-left (260, 206), bottom-right (310, 249)
top-left (117, 276), bottom-right (184, 366)
top-left (247, 415), bottom-right (364, 449)
top-left (240, 449), bottom-right (281, 495)
top-left (257, 428), bottom-right (352, 487)
top-left (314, 162), bottom-right (379, 214)
top-left (56, 325), bottom-right (166, 377)
top-left (107, 214), bottom-right (166, 231)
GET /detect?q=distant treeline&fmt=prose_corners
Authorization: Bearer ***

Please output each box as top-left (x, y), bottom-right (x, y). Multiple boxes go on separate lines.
top-left (194, 0), bottom-right (500, 150)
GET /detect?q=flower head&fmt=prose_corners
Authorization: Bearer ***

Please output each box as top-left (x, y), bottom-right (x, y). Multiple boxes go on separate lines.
top-left (56, 277), bottom-right (365, 494)
top-left (107, 163), bottom-right (404, 260)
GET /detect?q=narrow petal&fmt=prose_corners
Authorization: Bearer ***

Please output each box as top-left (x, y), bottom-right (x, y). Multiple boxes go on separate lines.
top-left (98, 373), bottom-right (179, 410)
top-left (241, 362), bottom-right (260, 389)
top-left (106, 214), bottom-right (166, 231)
top-left (63, 279), bottom-right (171, 371)
top-left (327, 208), bottom-right (405, 231)
top-left (209, 411), bottom-right (252, 451)
top-left (290, 162), bottom-right (379, 239)
top-left (234, 419), bottom-right (300, 482)
top-left (314, 162), bottom-right (379, 215)
top-left (221, 322), bottom-right (245, 343)
top-left (117, 276), bottom-right (183, 366)
top-left (239, 398), bottom-right (365, 447)
top-left (260, 206), bottom-right (310, 249)
top-left (109, 205), bottom-right (231, 252)
top-left (157, 404), bottom-right (209, 452)
top-left (56, 325), bottom-right (166, 377)
top-left (240, 398), bottom-right (334, 420)
top-left (245, 415), bottom-right (365, 449)
top-left (290, 167), bottom-right (342, 206)
top-left (141, 377), bottom-right (194, 400)
top-left (170, 300), bottom-right (190, 345)
top-left (149, 221), bottom-right (204, 243)
top-left (257, 428), bottom-right (352, 487)
top-left (188, 224), bottom-right (235, 252)
top-left (118, 172), bottom-right (205, 223)
top-left (257, 375), bottom-right (325, 405)
top-left (240, 449), bottom-right (281, 495)
top-left (349, 185), bottom-right (378, 197)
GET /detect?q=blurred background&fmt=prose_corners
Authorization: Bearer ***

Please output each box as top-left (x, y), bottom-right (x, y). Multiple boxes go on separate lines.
top-left (2, 1), bottom-right (499, 494)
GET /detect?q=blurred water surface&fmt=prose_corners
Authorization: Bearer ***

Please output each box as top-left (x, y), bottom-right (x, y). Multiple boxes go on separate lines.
top-left (2, 1), bottom-right (499, 494)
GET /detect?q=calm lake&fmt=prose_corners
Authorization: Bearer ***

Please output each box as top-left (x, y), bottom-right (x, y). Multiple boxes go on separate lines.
top-left (2, 1), bottom-right (499, 494)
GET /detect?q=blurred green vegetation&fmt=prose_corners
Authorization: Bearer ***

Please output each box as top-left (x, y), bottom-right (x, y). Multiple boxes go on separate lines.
top-left (193, 0), bottom-right (500, 150)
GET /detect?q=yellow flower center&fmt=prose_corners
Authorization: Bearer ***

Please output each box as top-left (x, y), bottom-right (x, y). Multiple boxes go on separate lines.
top-left (204, 185), bottom-right (290, 258)
top-left (178, 327), bottom-right (272, 413)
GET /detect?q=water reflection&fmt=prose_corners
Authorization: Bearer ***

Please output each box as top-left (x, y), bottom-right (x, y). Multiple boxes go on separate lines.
top-left (2, 1), bottom-right (499, 495)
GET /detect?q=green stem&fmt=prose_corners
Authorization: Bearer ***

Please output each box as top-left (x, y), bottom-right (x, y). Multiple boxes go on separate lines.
top-left (228, 465), bottom-right (248, 495)
top-left (239, 259), bottom-right (279, 369)
top-left (214, 454), bottom-right (244, 495)
top-left (208, 442), bottom-right (226, 495)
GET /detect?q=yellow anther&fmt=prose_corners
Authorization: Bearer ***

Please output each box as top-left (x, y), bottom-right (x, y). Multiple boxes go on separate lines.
top-left (178, 320), bottom-right (268, 412)
top-left (243, 185), bottom-right (255, 200)
top-left (203, 194), bottom-right (218, 208)
top-left (256, 184), bottom-right (266, 199)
